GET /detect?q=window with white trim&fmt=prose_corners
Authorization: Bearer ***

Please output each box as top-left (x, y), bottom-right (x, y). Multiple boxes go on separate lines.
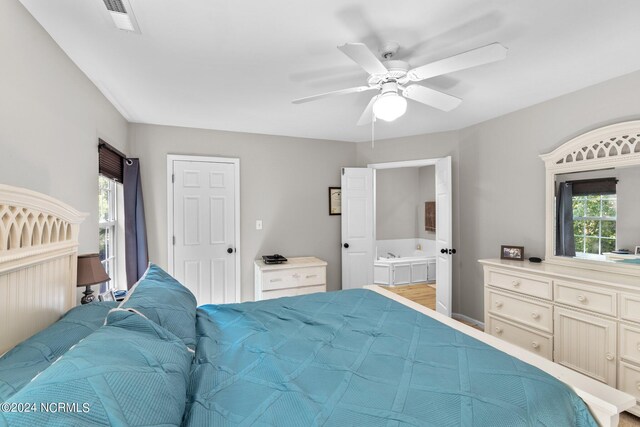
top-left (572, 194), bottom-right (617, 256)
top-left (99, 175), bottom-right (118, 289)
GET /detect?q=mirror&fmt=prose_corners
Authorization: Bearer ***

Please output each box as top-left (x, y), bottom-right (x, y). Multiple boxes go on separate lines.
top-left (554, 165), bottom-right (640, 265)
top-left (542, 120), bottom-right (640, 272)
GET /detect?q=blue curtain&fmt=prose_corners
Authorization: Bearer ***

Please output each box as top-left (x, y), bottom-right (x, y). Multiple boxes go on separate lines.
top-left (555, 182), bottom-right (575, 257)
top-left (123, 159), bottom-right (149, 289)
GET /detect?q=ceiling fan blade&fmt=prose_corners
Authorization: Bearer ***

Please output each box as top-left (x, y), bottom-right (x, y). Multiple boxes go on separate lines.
top-left (292, 86), bottom-right (375, 104)
top-left (407, 43), bottom-right (507, 82)
top-left (402, 85), bottom-right (462, 112)
top-left (338, 43), bottom-right (388, 76)
top-left (356, 95), bottom-right (379, 126)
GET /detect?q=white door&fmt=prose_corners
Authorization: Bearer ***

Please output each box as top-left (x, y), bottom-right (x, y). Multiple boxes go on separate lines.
top-left (171, 159), bottom-right (239, 304)
top-left (435, 156), bottom-right (453, 316)
top-left (341, 168), bottom-right (375, 290)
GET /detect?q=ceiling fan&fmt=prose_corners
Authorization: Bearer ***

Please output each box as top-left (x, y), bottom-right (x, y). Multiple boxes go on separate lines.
top-left (292, 42), bottom-right (508, 125)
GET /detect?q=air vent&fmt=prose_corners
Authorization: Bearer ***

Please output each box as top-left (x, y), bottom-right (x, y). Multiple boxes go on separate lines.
top-left (103, 0), bottom-right (126, 14)
top-left (102, 0), bottom-right (140, 33)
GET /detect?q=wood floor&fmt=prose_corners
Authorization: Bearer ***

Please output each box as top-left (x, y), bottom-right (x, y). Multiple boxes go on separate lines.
top-left (380, 284), bottom-right (640, 425)
top-left (380, 283), bottom-right (436, 309)
top-left (380, 283), bottom-right (482, 330)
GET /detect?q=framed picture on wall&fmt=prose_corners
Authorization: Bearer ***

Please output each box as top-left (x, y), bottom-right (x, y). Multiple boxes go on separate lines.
top-left (329, 187), bottom-right (341, 215)
top-left (635, 246), bottom-right (640, 255)
top-left (501, 245), bottom-right (524, 261)
top-left (425, 201), bottom-right (436, 232)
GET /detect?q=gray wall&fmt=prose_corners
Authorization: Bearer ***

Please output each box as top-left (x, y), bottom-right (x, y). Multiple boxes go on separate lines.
top-left (376, 168), bottom-right (420, 240)
top-left (376, 166), bottom-right (435, 241)
top-left (417, 166), bottom-right (436, 240)
top-left (0, 0), bottom-right (128, 254)
top-left (457, 69), bottom-right (640, 321)
top-left (617, 166), bottom-right (640, 250)
top-left (128, 123), bottom-right (357, 301)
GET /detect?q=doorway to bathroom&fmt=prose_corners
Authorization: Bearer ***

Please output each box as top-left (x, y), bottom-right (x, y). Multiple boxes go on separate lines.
top-left (341, 157), bottom-right (453, 316)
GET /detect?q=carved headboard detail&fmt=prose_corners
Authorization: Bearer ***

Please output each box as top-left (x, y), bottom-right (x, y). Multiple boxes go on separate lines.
top-left (0, 184), bottom-right (87, 354)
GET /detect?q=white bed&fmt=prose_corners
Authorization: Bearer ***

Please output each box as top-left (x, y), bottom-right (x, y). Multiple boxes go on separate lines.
top-left (0, 183), bottom-right (634, 426)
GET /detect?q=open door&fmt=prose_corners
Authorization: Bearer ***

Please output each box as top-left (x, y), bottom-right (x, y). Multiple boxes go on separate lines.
top-left (435, 156), bottom-right (452, 316)
top-left (341, 167), bottom-right (375, 290)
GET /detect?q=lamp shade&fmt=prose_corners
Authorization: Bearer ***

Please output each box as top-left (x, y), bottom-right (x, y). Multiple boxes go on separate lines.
top-left (373, 92), bottom-right (407, 122)
top-left (77, 254), bottom-right (110, 287)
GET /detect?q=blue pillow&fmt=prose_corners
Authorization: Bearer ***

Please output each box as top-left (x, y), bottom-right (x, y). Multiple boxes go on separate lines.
top-left (0, 301), bottom-right (117, 402)
top-left (120, 264), bottom-right (197, 349)
top-left (1, 310), bottom-right (192, 427)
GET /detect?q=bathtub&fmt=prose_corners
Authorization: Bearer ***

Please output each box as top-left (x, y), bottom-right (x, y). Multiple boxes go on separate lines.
top-left (374, 256), bottom-right (436, 286)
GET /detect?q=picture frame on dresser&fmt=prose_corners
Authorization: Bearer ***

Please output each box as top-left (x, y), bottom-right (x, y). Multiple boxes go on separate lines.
top-left (500, 245), bottom-right (524, 261)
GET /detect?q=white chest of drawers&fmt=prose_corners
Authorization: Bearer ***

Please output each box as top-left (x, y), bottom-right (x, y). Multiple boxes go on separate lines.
top-left (480, 258), bottom-right (640, 417)
top-left (254, 257), bottom-right (327, 301)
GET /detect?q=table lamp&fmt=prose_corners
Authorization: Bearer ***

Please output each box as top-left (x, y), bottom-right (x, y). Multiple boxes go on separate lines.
top-left (77, 254), bottom-right (110, 304)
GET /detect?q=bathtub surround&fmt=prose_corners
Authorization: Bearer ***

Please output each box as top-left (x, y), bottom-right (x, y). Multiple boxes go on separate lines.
top-left (376, 239), bottom-right (436, 259)
top-left (374, 255), bottom-right (436, 286)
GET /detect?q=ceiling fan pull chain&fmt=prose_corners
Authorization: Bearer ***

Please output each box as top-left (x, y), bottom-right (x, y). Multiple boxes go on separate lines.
top-left (371, 115), bottom-right (376, 149)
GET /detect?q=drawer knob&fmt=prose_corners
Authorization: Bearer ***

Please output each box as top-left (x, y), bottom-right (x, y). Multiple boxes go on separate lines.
top-left (494, 327), bottom-right (503, 334)
top-left (512, 281), bottom-right (521, 287)
top-left (577, 294), bottom-right (587, 303)
top-left (270, 278), bottom-right (282, 283)
top-left (292, 273), bottom-right (300, 279)
top-left (605, 353), bottom-right (614, 361)
top-left (306, 274), bottom-right (317, 279)
top-left (531, 312), bottom-right (540, 320)
top-left (495, 301), bottom-right (503, 308)
top-left (531, 341), bottom-right (540, 349)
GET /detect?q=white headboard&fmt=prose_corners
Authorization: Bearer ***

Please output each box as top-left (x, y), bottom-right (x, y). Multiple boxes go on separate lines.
top-left (0, 184), bottom-right (87, 355)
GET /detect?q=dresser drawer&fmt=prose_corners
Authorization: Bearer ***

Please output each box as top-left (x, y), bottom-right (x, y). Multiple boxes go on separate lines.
top-left (554, 280), bottom-right (616, 316)
top-left (619, 362), bottom-right (640, 403)
top-left (621, 323), bottom-right (640, 365)
top-left (487, 289), bottom-right (552, 333)
top-left (487, 316), bottom-right (553, 360)
top-left (262, 267), bottom-right (326, 291)
top-left (260, 284), bottom-right (326, 300)
top-left (621, 293), bottom-right (640, 323)
top-left (487, 269), bottom-right (552, 300)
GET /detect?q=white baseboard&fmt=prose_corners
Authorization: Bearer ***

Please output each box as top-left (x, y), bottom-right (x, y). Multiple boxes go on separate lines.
top-left (452, 313), bottom-right (485, 331)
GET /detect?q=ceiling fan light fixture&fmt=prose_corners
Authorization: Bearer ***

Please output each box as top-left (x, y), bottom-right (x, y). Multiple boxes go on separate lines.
top-left (373, 91), bottom-right (407, 122)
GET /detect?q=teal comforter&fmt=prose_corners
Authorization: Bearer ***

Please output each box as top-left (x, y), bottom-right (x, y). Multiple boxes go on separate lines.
top-left (184, 289), bottom-right (597, 426)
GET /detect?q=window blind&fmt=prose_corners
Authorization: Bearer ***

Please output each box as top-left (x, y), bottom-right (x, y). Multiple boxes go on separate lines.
top-left (98, 139), bottom-right (125, 182)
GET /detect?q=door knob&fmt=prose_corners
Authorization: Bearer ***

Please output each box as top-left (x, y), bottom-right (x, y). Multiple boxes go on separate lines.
top-left (343, 243), bottom-right (349, 248)
top-left (440, 248), bottom-right (447, 254)
top-left (227, 248), bottom-right (233, 254)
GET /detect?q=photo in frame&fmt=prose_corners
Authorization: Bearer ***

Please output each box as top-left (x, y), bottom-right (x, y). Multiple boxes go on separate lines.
top-left (329, 187), bottom-right (341, 215)
top-left (501, 245), bottom-right (524, 261)
top-left (425, 201), bottom-right (436, 232)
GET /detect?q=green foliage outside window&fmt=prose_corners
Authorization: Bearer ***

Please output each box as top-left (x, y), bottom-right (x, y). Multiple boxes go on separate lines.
top-left (572, 194), bottom-right (616, 255)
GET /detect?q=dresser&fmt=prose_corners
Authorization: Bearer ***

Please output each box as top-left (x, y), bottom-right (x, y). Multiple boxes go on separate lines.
top-left (480, 258), bottom-right (640, 416)
top-left (254, 257), bottom-right (327, 301)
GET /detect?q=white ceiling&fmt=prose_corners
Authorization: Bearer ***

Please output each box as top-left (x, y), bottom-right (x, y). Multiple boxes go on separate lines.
top-left (19, 0), bottom-right (640, 142)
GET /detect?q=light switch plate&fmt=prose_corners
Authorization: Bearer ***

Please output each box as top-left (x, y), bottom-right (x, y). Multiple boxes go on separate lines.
top-left (256, 220), bottom-right (263, 230)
